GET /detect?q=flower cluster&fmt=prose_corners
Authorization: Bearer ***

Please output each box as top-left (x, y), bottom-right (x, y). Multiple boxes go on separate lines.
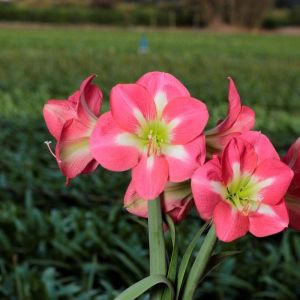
top-left (44, 72), bottom-right (298, 242)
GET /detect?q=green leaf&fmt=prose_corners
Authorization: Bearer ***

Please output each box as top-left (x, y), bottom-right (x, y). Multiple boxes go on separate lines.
top-left (162, 215), bottom-right (178, 300)
top-left (176, 221), bottom-right (209, 300)
top-left (200, 250), bottom-right (242, 282)
top-left (115, 275), bottom-right (174, 300)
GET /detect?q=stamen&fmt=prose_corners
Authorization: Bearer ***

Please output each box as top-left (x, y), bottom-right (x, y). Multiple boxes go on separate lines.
top-left (44, 141), bottom-right (62, 163)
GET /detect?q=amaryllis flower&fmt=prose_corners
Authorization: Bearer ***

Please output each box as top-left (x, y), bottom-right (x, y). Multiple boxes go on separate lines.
top-left (91, 71), bottom-right (208, 199)
top-left (124, 181), bottom-right (193, 223)
top-left (43, 75), bottom-right (103, 183)
top-left (282, 138), bottom-right (300, 231)
top-left (205, 78), bottom-right (255, 157)
top-left (192, 131), bottom-right (293, 242)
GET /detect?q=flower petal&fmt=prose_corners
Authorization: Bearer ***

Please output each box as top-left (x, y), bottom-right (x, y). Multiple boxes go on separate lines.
top-left (90, 112), bottom-right (140, 171)
top-left (249, 200), bottom-right (288, 237)
top-left (162, 181), bottom-right (193, 222)
top-left (222, 137), bottom-right (258, 185)
top-left (57, 119), bottom-right (97, 180)
top-left (192, 156), bottom-right (224, 220)
top-left (286, 195), bottom-right (300, 231)
top-left (124, 181), bottom-right (148, 218)
top-left (210, 77), bottom-right (242, 134)
top-left (43, 100), bottom-right (76, 140)
top-left (132, 155), bottom-right (168, 200)
top-left (137, 71), bottom-right (190, 114)
top-left (213, 201), bottom-right (249, 242)
top-left (78, 75), bottom-right (103, 118)
top-left (124, 180), bottom-right (193, 223)
top-left (162, 97), bottom-right (208, 144)
top-left (282, 137), bottom-right (300, 170)
top-left (240, 131), bottom-right (279, 163)
top-left (163, 135), bottom-right (205, 182)
top-left (110, 83), bottom-right (156, 133)
top-left (253, 158), bottom-right (294, 205)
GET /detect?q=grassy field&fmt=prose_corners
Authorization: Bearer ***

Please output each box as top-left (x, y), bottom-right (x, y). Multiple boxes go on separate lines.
top-left (0, 26), bottom-right (300, 299)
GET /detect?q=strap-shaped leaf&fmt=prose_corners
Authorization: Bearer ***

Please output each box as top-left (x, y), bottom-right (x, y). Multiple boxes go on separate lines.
top-left (115, 275), bottom-right (174, 300)
top-left (162, 215), bottom-right (178, 300)
top-left (176, 221), bottom-right (209, 300)
top-left (200, 250), bottom-right (242, 282)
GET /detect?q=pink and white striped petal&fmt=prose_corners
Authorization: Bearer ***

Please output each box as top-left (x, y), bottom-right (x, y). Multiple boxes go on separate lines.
top-left (253, 158), bottom-right (294, 205)
top-left (162, 97), bottom-right (208, 144)
top-left (249, 200), bottom-right (289, 237)
top-left (240, 131), bottom-right (279, 164)
top-left (57, 119), bottom-right (97, 181)
top-left (221, 138), bottom-right (257, 185)
top-left (90, 112), bottom-right (140, 171)
top-left (213, 201), bottom-right (249, 242)
top-left (137, 71), bottom-right (190, 114)
top-left (110, 83), bottom-right (156, 133)
top-left (192, 156), bottom-right (224, 220)
top-left (163, 135), bottom-right (205, 182)
top-left (132, 155), bottom-right (168, 200)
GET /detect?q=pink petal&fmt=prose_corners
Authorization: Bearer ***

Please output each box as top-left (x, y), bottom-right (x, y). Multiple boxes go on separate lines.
top-left (286, 195), bottom-right (300, 231)
top-left (162, 97), bottom-right (208, 144)
top-left (132, 155), bottom-right (168, 200)
top-left (240, 131), bottom-right (279, 164)
top-left (163, 135), bottom-right (205, 182)
top-left (227, 106), bottom-right (255, 134)
top-left (110, 83), bottom-right (156, 133)
top-left (249, 200), bottom-right (288, 237)
top-left (210, 78), bottom-right (242, 133)
top-left (222, 138), bottom-right (258, 185)
top-left (213, 201), bottom-right (249, 242)
top-left (79, 75), bottom-right (103, 117)
top-left (56, 119), bottom-right (97, 180)
top-left (43, 100), bottom-right (76, 140)
top-left (253, 158), bottom-right (294, 205)
top-left (90, 112), bottom-right (140, 171)
top-left (282, 137), bottom-right (300, 170)
top-left (124, 180), bottom-right (192, 223)
top-left (162, 181), bottom-right (193, 222)
top-left (124, 181), bottom-right (148, 218)
top-left (192, 156), bottom-right (224, 220)
top-left (137, 71), bottom-right (190, 113)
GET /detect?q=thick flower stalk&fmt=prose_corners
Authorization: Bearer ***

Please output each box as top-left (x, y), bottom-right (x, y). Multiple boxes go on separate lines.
top-left (124, 181), bottom-right (193, 223)
top-left (43, 75), bottom-right (103, 183)
top-left (282, 138), bottom-right (300, 231)
top-left (91, 72), bottom-right (208, 200)
top-left (192, 131), bottom-right (294, 242)
top-left (205, 78), bottom-right (255, 157)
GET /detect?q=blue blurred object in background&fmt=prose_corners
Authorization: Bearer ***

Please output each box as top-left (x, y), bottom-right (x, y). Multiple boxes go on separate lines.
top-left (138, 35), bottom-right (149, 54)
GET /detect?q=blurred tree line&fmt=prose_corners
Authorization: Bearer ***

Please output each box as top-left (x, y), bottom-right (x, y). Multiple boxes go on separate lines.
top-left (1, 0), bottom-right (300, 28)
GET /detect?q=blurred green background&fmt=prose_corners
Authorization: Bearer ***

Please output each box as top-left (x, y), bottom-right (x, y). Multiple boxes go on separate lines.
top-left (1, 1), bottom-right (300, 300)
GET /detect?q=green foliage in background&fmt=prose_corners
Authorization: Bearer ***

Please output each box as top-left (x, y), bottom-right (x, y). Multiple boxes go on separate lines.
top-left (0, 27), bottom-right (300, 299)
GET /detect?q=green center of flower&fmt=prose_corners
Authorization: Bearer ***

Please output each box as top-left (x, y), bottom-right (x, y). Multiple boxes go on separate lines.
top-left (138, 120), bottom-right (170, 156)
top-left (225, 174), bottom-right (261, 215)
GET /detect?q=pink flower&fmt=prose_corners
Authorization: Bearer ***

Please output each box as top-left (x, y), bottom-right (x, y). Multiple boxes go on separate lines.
top-left (124, 181), bottom-right (193, 223)
top-left (91, 71), bottom-right (208, 199)
top-left (282, 138), bottom-right (300, 231)
top-left (205, 78), bottom-right (255, 157)
top-left (192, 131), bottom-right (293, 242)
top-left (43, 75), bottom-right (103, 183)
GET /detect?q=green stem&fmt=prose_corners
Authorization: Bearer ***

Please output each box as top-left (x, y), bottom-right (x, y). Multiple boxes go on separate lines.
top-left (182, 225), bottom-right (217, 300)
top-left (148, 197), bottom-right (166, 300)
